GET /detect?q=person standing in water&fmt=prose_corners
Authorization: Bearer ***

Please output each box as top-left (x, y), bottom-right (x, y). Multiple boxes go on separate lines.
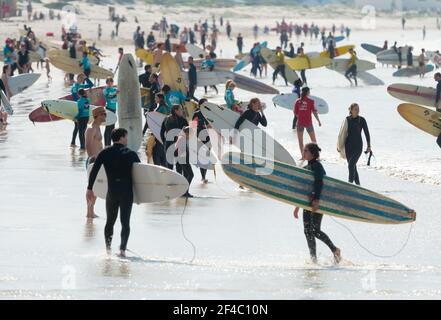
top-left (192, 98), bottom-right (211, 184)
top-left (71, 74), bottom-right (93, 148)
top-left (423, 26), bottom-right (426, 40)
top-left (418, 49), bottom-right (426, 78)
top-left (236, 33), bottom-right (243, 55)
top-left (294, 87), bottom-right (321, 160)
top-left (293, 143), bottom-right (341, 264)
top-left (272, 46), bottom-right (288, 86)
top-left (345, 48), bottom-right (358, 86)
top-left (175, 126), bottom-right (194, 198)
top-left (87, 128), bottom-right (141, 258)
top-left (76, 89), bottom-right (92, 151)
top-left (337, 103), bottom-right (371, 186)
top-left (103, 77), bottom-right (118, 146)
top-left (187, 56), bottom-right (198, 102)
top-left (85, 106), bottom-right (107, 219)
top-left (407, 47), bottom-right (413, 67)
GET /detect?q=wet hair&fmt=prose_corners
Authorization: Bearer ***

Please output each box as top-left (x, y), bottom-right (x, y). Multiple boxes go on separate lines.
top-left (305, 143), bottom-right (321, 160)
top-left (198, 98), bottom-right (207, 106)
top-left (301, 87), bottom-right (310, 99)
top-left (144, 65), bottom-right (151, 71)
top-left (294, 79), bottom-right (303, 87)
top-left (171, 104), bottom-right (181, 116)
top-left (155, 93), bottom-right (164, 101)
top-left (435, 72), bottom-right (441, 78)
top-left (162, 84), bottom-right (171, 93)
top-left (106, 77), bottom-right (114, 84)
top-left (111, 128), bottom-right (127, 142)
top-left (78, 88), bottom-right (86, 96)
top-left (349, 103), bottom-right (359, 115)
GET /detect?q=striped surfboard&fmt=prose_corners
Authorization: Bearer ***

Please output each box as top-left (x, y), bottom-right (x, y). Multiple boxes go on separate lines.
top-left (221, 152), bottom-right (416, 224)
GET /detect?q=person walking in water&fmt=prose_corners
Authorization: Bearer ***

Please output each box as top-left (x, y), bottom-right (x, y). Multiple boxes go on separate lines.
top-left (272, 46), bottom-right (288, 86)
top-left (85, 106), bottom-right (107, 219)
top-left (345, 48), bottom-right (358, 86)
top-left (87, 128), bottom-right (141, 258)
top-left (297, 47), bottom-right (310, 85)
top-left (337, 103), bottom-right (371, 185)
top-left (70, 74), bottom-right (93, 148)
top-left (293, 143), bottom-right (341, 264)
top-left (294, 87), bottom-right (321, 160)
top-left (236, 33), bottom-right (243, 55)
top-left (192, 98), bottom-right (211, 184)
top-left (407, 47), bottom-right (413, 67)
top-left (418, 49), bottom-right (426, 78)
top-left (76, 89), bottom-right (92, 151)
top-left (423, 26), bottom-right (426, 40)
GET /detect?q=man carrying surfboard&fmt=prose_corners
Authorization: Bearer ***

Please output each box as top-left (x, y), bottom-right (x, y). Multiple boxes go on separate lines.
top-left (87, 128), bottom-right (141, 258)
top-left (272, 47), bottom-right (288, 86)
top-left (85, 106), bottom-right (107, 219)
top-left (345, 48), bottom-right (358, 86)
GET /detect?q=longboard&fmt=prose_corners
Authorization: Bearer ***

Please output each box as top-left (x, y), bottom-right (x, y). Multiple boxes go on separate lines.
top-left (397, 103), bottom-right (441, 137)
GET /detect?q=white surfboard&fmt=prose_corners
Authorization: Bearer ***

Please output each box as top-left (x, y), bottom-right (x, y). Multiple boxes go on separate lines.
top-left (357, 71), bottom-right (385, 86)
top-left (117, 54), bottom-right (143, 152)
top-left (200, 102), bottom-right (296, 166)
top-left (41, 100), bottom-right (117, 125)
top-left (182, 70), bottom-right (231, 87)
top-left (8, 73), bottom-right (41, 96)
top-left (426, 51), bottom-right (441, 68)
top-left (326, 59), bottom-right (375, 72)
top-left (146, 111), bottom-right (216, 170)
top-left (272, 94), bottom-right (329, 114)
top-left (185, 43), bottom-right (207, 58)
top-left (0, 90), bottom-right (13, 115)
top-left (88, 163), bottom-right (189, 204)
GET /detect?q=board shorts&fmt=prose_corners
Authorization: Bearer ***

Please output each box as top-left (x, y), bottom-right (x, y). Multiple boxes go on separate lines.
top-left (297, 125), bottom-right (314, 133)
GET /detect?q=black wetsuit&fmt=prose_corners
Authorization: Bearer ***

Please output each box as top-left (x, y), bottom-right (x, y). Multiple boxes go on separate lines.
top-left (68, 44), bottom-right (76, 81)
top-left (235, 109), bottom-right (267, 129)
top-left (302, 160), bottom-right (337, 260)
top-left (187, 63), bottom-right (198, 102)
top-left (344, 116), bottom-right (370, 185)
top-left (18, 50), bottom-right (30, 73)
top-left (160, 115), bottom-right (188, 170)
top-left (88, 143), bottom-right (141, 251)
top-left (436, 80), bottom-right (441, 148)
top-left (193, 108), bottom-right (211, 180)
top-left (138, 71), bottom-right (151, 88)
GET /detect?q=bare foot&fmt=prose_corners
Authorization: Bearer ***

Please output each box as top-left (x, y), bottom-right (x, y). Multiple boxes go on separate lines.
top-left (70, 144), bottom-right (77, 148)
top-left (106, 248), bottom-right (111, 256)
top-left (311, 256), bottom-right (318, 264)
top-left (202, 179), bottom-right (208, 184)
top-left (118, 250), bottom-right (126, 258)
top-left (86, 213), bottom-right (99, 219)
top-left (334, 248), bottom-right (342, 264)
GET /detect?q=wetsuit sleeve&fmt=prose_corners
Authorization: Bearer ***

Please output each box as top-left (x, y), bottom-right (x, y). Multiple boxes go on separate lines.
top-left (259, 113), bottom-right (268, 127)
top-left (87, 151), bottom-right (105, 190)
top-left (311, 162), bottom-right (325, 201)
top-left (436, 82), bottom-right (441, 103)
top-left (160, 118), bottom-right (167, 143)
top-left (234, 110), bottom-right (248, 129)
top-left (361, 117), bottom-right (371, 147)
top-left (84, 78), bottom-right (94, 88)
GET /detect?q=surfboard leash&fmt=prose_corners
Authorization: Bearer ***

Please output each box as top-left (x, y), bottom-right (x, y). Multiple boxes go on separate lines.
top-left (181, 195), bottom-right (196, 264)
top-left (330, 217), bottom-right (414, 259)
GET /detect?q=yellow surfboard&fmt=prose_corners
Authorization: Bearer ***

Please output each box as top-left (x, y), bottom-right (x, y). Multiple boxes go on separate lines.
top-left (319, 45), bottom-right (355, 58)
top-left (398, 103), bottom-right (441, 137)
top-left (285, 55), bottom-right (332, 70)
top-left (49, 55), bottom-right (113, 79)
top-left (135, 48), bottom-right (154, 65)
top-left (160, 53), bottom-right (196, 120)
top-left (47, 48), bottom-right (99, 65)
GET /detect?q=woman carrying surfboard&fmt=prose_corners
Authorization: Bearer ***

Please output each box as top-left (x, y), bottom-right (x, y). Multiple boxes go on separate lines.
top-left (293, 143), bottom-right (341, 264)
top-left (337, 103), bottom-right (371, 186)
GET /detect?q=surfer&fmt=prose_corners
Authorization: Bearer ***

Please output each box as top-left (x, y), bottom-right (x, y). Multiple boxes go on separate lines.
top-left (70, 74), bottom-right (93, 148)
top-left (236, 33), bottom-right (243, 55)
top-left (187, 56), bottom-right (198, 102)
top-left (201, 55), bottom-right (218, 95)
top-left (175, 126), bottom-right (194, 197)
top-left (192, 98), bottom-right (211, 184)
top-left (418, 49), bottom-right (426, 78)
top-left (234, 98), bottom-right (267, 129)
top-left (85, 106), bottom-right (107, 219)
top-left (138, 65), bottom-right (152, 88)
top-left (294, 87), bottom-right (321, 160)
top-left (272, 46), bottom-right (288, 86)
top-left (79, 52), bottom-right (91, 78)
top-left (297, 47), bottom-right (310, 86)
top-left (76, 89), bottom-right (92, 151)
top-left (345, 48), bottom-right (358, 86)
top-left (224, 80), bottom-right (241, 113)
top-left (407, 47), bottom-right (413, 67)
top-left (154, 93), bottom-right (171, 115)
top-left (161, 105), bottom-right (189, 171)
top-left (17, 43), bottom-right (31, 74)
top-left (293, 143), bottom-right (342, 264)
top-left (337, 103), bottom-right (371, 185)
top-left (103, 77), bottom-right (118, 147)
top-left (87, 128), bottom-right (141, 258)
top-left (114, 47), bottom-right (124, 73)
top-left (145, 93), bottom-right (168, 167)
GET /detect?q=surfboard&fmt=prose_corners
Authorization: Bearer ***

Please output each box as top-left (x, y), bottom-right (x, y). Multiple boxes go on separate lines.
top-left (185, 43), bottom-right (207, 58)
top-left (361, 43), bottom-right (384, 55)
top-left (0, 90), bottom-right (13, 115)
top-left (8, 73), bottom-right (41, 96)
top-left (41, 99), bottom-right (117, 125)
top-left (398, 103), bottom-right (441, 137)
top-left (232, 73), bottom-right (280, 94)
top-left (146, 111), bottom-right (216, 170)
top-left (88, 163), bottom-right (189, 204)
top-left (392, 65), bottom-right (434, 77)
top-left (335, 36), bottom-right (345, 42)
top-left (47, 48), bottom-right (99, 65)
top-left (183, 70), bottom-right (230, 87)
top-left (285, 55), bottom-right (332, 71)
top-left (319, 45), bottom-right (355, 58)
top-left (117, 54), bottom-right (143, 152)
top-left (183, 59), bottom-right (236, 71)
top-left (222, 152), bottom-right (415, 224)
top-left (29, 87), bottom-right (149, 123)
top-left (357, 71), bottom-right (385, 86)
top-left (388, 83), bottom-right (437, 107)
top-left (260, 47), bottom-right (299, 84)
top-left (377, 54), bottom-right (428, 67)
top-left (377, 46), bottom-right (410, 57)
top-left (49, 55), bottom-right (113, 79)
top-left (233, 42), bottom-right (267, 72)
top-left (160, 52), bottom-right (196, 120)
top-left (135, 48), bottom-right (154, 65)
top-left (326, 59), bottom-right (376, 72)
top-left (200, 102), bottom-right (296, 166)
top-left (272, 94), bottom-right (329, 114)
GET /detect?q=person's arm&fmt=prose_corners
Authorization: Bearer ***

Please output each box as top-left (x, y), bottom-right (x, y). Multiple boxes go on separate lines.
top-left (84, 77), bottom-right (94, 88)
top-left (85, 128), bottom-right (94, 156)
top-left (362, 117), bottom-right (371, 151)
top-left (234, 110), bottom-right (248, 129)
top-left (259, 112), bottom-right (267, 127)
top-left (436, 82), bottom-right (441, 105)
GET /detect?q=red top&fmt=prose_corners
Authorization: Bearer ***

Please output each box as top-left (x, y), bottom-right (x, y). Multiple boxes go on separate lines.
top-left (294, 97), bottom-right (317, 127)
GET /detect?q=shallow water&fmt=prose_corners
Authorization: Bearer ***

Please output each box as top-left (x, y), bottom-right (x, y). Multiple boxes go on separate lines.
top-left (1, 26), bottom-right (441, 299)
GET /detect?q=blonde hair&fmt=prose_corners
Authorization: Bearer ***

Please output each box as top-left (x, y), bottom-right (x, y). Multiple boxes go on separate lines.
top-left (225, 80), bottom-right (236, 89)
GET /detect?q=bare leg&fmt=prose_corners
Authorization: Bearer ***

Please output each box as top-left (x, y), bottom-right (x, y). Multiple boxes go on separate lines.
top-left (87, 196), bottom-right (99, 218)
top-left (308, 130), bottom-right (317, 143)
top-left (297, 128), bottom-right (305, 160)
